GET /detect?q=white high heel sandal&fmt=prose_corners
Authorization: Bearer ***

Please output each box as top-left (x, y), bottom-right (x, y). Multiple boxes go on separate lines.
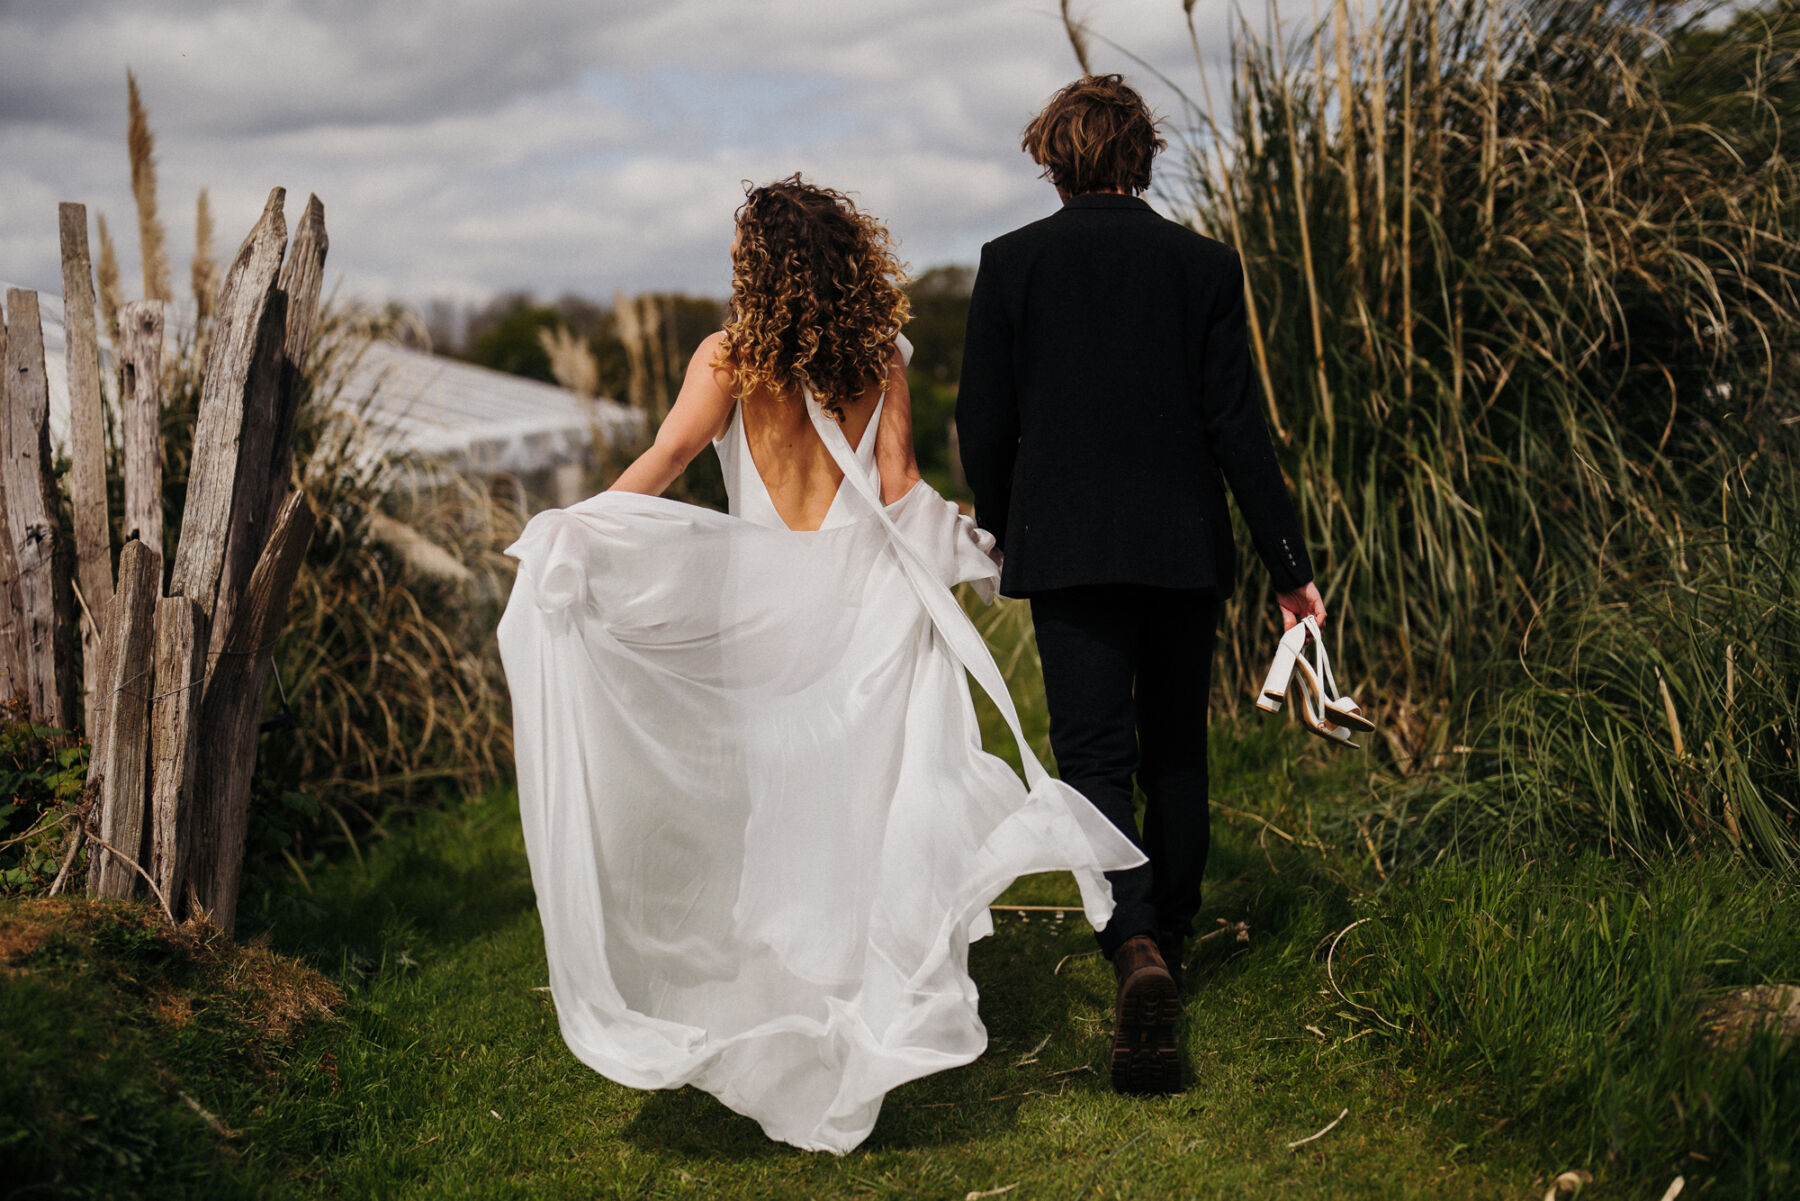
top-left (1256, 618), bottom-right (1373, 748)
top-left (1256, 621), bottom-right (1311, 715)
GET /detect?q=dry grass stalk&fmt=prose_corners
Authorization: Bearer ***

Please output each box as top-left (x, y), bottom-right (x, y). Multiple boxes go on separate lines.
top-left (1060, 0), bottom-right (1094, 74)
top-left (537, 323), bottom-right (599, 399)
top-left (613, 288), bottom-right (650, 411)
top-left (95, 214), bottom-right (122, 344)
top-left (192, 188), bottom-right (217, 325)
top-left (126, 71), bottom-right (172, 304)
top-left (1334, 0), bottom-right (1363, 273)
top-left (1279, 46), bottom-right (1335, 434)
top-left (1399, 0), bottom-right (1416, 401)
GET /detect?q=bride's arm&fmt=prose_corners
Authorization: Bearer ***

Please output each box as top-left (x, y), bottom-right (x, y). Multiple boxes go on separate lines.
top-left (608, 332), bottom-right (736, 496)
top-left (876, 349), bottom-right (923, 504)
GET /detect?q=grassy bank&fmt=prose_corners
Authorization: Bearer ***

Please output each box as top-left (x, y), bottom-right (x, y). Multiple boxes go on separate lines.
top-left (6, 717), bottom-right (1793, 1198)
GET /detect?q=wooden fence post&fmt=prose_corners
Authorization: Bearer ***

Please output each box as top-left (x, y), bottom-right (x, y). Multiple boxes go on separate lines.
top-left (59, 203), bottom-right (116, 737)
top-left (0, 308), bottom-right (27, 703)
top-left (87, 540), bottom-right (159, 898)
top-left (207, 288), bottom-right (288, 668)
top-left (170, 187), bottom-right (286, 628)
top-left (189, 490), bottom-right (316, 932)
top-left (118, 301), bottom-right (166, 552)
top-left (2, 288), bottom-right (79, 727)
top-left (148, 596), bottom-right (206, 914)
top-left (263, 195), bottom-right (328, 526)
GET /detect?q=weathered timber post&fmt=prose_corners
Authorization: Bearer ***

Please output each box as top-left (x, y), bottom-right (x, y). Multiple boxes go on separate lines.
top-left (0, 309), bottom-right (27, 702)
top-left (59, 203), bottom-right (116, 737)
top-left (169, 187), bottom-right (286, 629)
top-left (88, 540), bottom-right (159, 898)
top-left (189, 490), bottom-right (316, 931)
top-left (148, 595), bottom-right (205, 910)
top-left (262, 195), bottom-right (328, 529)
top-left (207, 288), bottom-right (288, 668)
top-left (118, 301), bottom-right (166, 552)
top-left (2, 289), bottom-right (79, 727)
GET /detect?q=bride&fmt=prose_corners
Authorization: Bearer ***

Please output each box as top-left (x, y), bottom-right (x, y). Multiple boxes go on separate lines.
top-left (497, 175), bottom-right (1143, 1154)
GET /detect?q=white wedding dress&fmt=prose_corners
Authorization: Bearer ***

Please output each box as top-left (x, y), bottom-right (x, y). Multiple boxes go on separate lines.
top-left (497, 344), bottom-right (1145, 1154)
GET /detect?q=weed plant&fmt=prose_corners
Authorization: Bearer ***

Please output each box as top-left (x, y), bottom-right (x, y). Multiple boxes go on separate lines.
top-left (0, 701), bottom-right (85, 894)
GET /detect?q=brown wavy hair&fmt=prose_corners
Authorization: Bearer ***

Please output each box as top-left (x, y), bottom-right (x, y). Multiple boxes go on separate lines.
top-left (1021, 74), bottom-right (1166, 196)
top-left (715, 174), bottom-right (910, 418)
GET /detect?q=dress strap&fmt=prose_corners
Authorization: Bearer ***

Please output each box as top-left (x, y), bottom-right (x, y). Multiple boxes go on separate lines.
top-left (804, 394), bottom-right (1051, 788)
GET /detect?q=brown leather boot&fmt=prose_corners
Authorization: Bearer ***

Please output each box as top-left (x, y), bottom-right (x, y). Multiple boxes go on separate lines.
top-left (1158, 933), bottom-right (1187, 996)
top-left (1110, 934), bottom-right (1182, 1094)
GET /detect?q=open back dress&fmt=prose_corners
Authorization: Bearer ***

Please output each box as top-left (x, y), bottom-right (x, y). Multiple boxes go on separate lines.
top-left (496, 341), bottom-right (1143, 1153)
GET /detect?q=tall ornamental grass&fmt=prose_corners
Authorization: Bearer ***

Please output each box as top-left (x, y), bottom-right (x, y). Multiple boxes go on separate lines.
top-left (1138, 0), bottom-right (1800, 861)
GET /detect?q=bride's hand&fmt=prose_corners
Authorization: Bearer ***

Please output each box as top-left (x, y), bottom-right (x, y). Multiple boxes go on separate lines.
top-left (1276, 581), bottom-right (1326, 630)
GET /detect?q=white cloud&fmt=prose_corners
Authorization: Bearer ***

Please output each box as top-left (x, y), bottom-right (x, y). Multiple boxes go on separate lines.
top-left (0, 0), bottom-right (1267, 310)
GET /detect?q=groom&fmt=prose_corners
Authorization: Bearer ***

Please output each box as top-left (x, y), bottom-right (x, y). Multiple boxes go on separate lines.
top-left (957, 74), bottom-right (1325, 1094)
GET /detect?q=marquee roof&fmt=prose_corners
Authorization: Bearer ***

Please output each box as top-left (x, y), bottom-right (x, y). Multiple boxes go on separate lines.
top-left (4, 285), bottom-right (637, 477)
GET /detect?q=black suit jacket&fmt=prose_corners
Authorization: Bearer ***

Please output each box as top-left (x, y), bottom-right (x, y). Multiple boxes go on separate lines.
top-left (955, 193), bottom-right (1313, 599)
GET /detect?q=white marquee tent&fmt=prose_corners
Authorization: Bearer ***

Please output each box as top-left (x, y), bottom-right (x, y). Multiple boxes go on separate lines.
top-left (5, 285), bottom-right (641, 510)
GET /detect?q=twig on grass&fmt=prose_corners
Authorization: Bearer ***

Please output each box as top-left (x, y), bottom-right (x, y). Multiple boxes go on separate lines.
top-left (180, 1090), bottom-right (240, 1139)
top-left (1054, 950), bottom-right (1099, 975)
top-left (1285, 1106), bottom-right (1348, 1150)
top-left (1016, 1033), bottom-right (1052, 1065)
top-left (1541, 1168), bottom-right (1593, 1200)
top-left (1197, 917), bottom-right (1251, 945)
top-left (965, 1185), bottom-right (1018, 1201)
top-left (1325, 918), bottom-right (1402, 1031)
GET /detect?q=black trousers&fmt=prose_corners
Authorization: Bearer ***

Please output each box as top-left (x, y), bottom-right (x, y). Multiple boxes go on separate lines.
top-left (1029, 585), bottom-right (1219, 958)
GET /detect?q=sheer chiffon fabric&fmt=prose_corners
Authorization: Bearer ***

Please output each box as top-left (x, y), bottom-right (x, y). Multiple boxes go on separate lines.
top-left (497, 359), bottom-right (1144, 1153)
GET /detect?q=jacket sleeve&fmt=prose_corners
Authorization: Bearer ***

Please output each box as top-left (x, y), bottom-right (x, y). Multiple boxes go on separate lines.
top-left (954, 243), bottom-right (1020, 550)
top-left (1200, 251), bottom-right (1314, 592)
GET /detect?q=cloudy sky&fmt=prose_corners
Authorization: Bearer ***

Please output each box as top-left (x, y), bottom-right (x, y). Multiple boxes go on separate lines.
top-left (1, 1), bottom-right (1253, 313)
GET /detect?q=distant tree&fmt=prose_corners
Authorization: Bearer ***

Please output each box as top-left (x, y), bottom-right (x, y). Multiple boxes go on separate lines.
top-left (460, 293), bottom-right (563, 383)
top-left (903, 265), bottom-right (974, 495)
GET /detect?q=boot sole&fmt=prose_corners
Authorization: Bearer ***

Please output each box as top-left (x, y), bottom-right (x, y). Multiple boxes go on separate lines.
top-left (1111, 966), bottom-right (1182, 1095)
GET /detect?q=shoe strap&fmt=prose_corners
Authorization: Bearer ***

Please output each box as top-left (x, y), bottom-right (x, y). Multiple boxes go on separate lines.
top-left (1300, 617), bottom-right (1342, 702)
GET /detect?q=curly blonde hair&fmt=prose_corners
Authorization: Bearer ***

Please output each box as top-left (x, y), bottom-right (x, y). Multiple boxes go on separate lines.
top-left (715, 175), bottom-right (911, 418)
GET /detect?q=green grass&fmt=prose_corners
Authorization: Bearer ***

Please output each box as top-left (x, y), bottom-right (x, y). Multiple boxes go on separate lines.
top-left (6, 591), bottom-right (1796, 1197)
top-left (10, 718), bottom-right (1794, 1198)
top-left (214, 764), bottom-right (1545, 1200)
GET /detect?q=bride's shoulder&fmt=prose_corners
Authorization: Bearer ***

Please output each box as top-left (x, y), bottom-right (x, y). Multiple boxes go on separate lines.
top-left (690, 331), bottom-right (737, 391)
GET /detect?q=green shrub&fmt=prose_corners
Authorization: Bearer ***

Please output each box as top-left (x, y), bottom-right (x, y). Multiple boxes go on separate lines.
top-left (0, 701), bottom-right (85, 895)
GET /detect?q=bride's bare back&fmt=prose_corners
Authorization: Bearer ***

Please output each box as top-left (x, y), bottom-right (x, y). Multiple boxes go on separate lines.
top-left (609, 330), bottom-right (919, 523)
top-left (738, 377), bottom-right (883, 531)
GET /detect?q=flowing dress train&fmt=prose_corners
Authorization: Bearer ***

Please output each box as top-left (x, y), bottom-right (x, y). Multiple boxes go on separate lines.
top-left (497, 362), bottom-right (1145, 1153)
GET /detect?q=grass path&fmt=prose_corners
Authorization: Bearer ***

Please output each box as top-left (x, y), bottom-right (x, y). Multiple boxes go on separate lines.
top-left (225, 735), bottom-right (1552, 1200)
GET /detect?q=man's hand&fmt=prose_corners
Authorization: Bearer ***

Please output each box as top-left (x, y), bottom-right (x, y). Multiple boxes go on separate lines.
top-left (1276, 581), bottom-right (1326, 630)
